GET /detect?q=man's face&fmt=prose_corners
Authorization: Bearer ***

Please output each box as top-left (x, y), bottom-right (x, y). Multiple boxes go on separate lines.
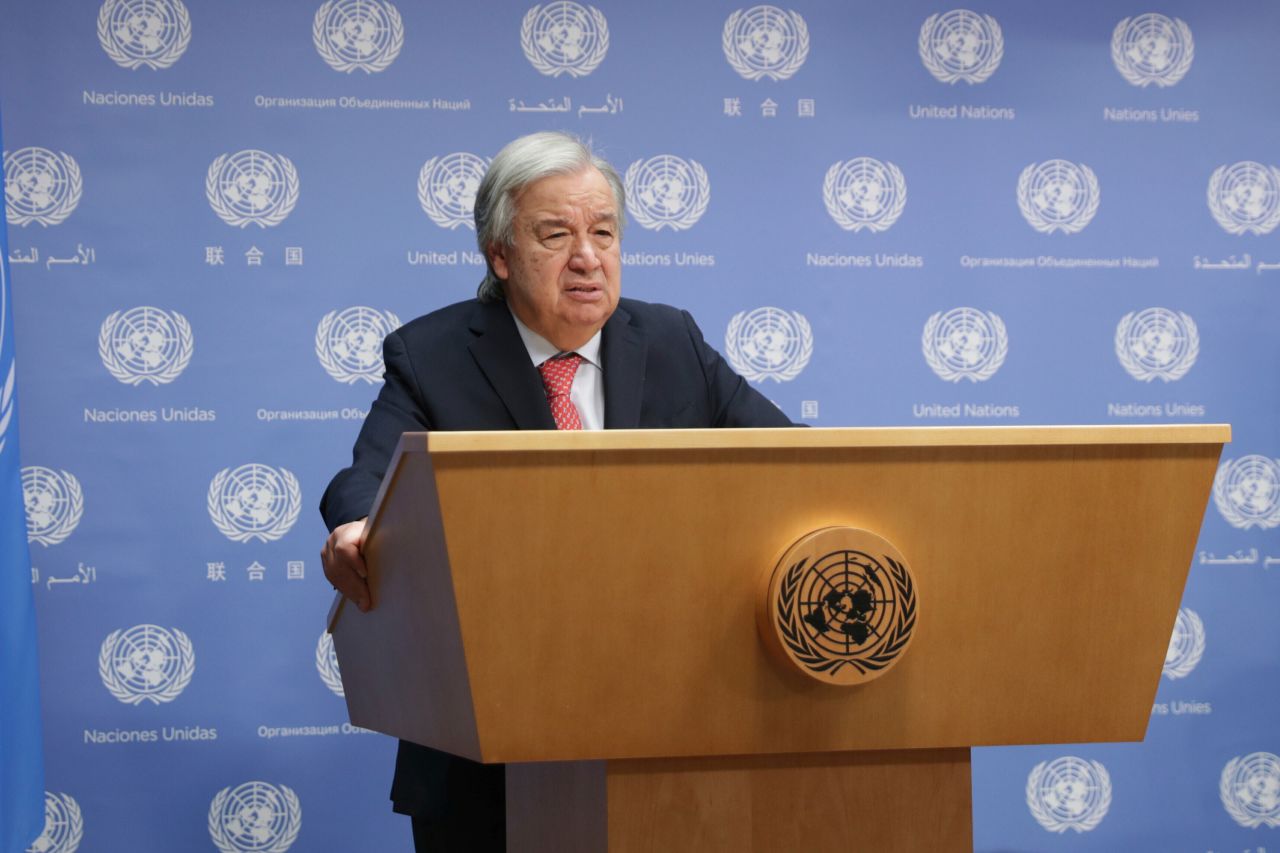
top-left (489, 167), bottom-right (621, 351)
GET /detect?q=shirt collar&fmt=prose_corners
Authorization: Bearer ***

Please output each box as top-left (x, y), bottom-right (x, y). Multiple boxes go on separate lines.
top-left (508, 305), bottom-right (603, 369)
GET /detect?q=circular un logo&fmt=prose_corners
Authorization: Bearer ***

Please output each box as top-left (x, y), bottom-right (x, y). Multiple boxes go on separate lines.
top-left (759, 528), bottom-right (917, 685)
top-left (1111, 14), bottom-right (1193, 88)
top-left (823, 157), bottom-right (907, 233)
top-left (206, 151), bottom-right (300, 228)
top-left (922, 307), bottom-right (1007, 383)
top-left (316, 632), bottom-right (344, 697)
top-left (918, 10), bottom-right (1003, 85)
top-left (97, 0), bottom-right (191, 70)
top-left (725, 306), bottom-right (813, 383)
top-left (208, 464), bottom-right (302, 543)
top-left (209, 781), bottom-right (302, 853)
top-left (1163, 607), bottom-right (1205, 680)
top-left (1027, 757), bottom-right (1112, 834)
top-left (98, 306), bottom-right (193, 386)
top-left (1114, 307), bottom-right (1198, 383)
top-left (624, 155), bottom-right (710, 231)
top-left (1221, 752), bottom-right (1280, 829)
top-left (316, 306), bottom-right (401, 384)
top-left (313, 0), bottom-right (404, 73)
top-left (520, 2), bottom-right (609, 78)
top-left (1017, 160), bottom-right (1099, 234)
top-left (418, 152), bottom-right (488, 230)
top-left (722, 5), bottom-right (809, 81)
top-left (27, 791), bottom-right (84, 853)
top-left (1207, 161), bottom-right (1280, 236)
top-left (1213, 454), bottom-right (1280, 530)
top-left (99, 624), bottom-right (195, 706)
top-left (21, 466), bottom-right (83, 547)
top-left (4, 147), bottom-right (82, 228)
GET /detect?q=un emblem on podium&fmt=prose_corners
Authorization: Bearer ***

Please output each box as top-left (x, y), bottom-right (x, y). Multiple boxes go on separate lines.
top-left (759, 527), bottom-right (918, 686)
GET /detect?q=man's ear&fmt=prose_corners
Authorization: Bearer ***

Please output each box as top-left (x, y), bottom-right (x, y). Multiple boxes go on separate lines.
top-left (488, 244), bottom-right (509, 281)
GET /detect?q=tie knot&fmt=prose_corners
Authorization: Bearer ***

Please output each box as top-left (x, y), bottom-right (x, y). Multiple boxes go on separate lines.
top-left (538, 352), bottom-right (582, 398)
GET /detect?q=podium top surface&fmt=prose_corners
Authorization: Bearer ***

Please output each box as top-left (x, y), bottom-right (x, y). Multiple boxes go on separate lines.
top-left (412, 423), bottom-right (1229, 454)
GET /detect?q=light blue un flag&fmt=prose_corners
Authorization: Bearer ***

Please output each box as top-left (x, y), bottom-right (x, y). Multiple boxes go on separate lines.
top-left (0, 114), bottom-right (47, 853)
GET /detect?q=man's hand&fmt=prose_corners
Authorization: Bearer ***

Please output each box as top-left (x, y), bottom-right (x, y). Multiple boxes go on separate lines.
top-left (322, 518), bottom-right (371, 612)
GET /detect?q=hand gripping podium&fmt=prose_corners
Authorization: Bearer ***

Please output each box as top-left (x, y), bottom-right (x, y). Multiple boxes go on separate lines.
top-left (327, 425), bottom-right (1228, 852)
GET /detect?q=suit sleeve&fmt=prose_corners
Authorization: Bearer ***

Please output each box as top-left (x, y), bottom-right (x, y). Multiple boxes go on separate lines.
top-left (319, 330), bottom-right (433, 531)
top-left (683, 310), bottom-right (797, 428)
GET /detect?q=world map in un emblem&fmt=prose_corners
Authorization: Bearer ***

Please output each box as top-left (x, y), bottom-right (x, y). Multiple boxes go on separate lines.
top-left (21, 466), bottom-right (83, 547)
top-left (96, 0), bottom-right (191, 70)
top-left (418, 152), bottom-right (488, 230)
top-left (208, 464), bottom-right (302, 543)
top-left (1207, 161), bottom-right (1280, 235)
top-left (208, 781), bottom-right (302, 853)
top-left (760, 527), bottom-right (918, 686)
top-left (823, 157), bottom-right (907, 233)
top-left (1220, 752), bottom-right (1280, 828)
top-left (27, 791), bottom-right (84, 853)
top-left (725, 306), bottom-right (813, 383)
top-left (1114, 307), bottom-right (1198, 383)
top-left (1163, 608), bottom-right (1205, 680)
top-left (98, 624), bottom-right (195, 706)
top-left (312, 0), bottom-right (404, 73)
top-left (4, 147), bottom-right (82, 228)
top-left (722, 5), bottom-right (809, 81)
top-left (316, 306), bottom-right (400, 384)
top-left (98, 306), bottom-right (193, 386)
top-left (1212, 454), bottom-right (1280, 530)
top-left (918, 9), bottom-right (1003, 84)
top-left (206, 151), bottom-right (300, 228)
top-left (315, 632), bottom-right (344, 697)
top-left (922, 307), bottom-right (1007, 383)
top-left (624, 155), bottom-right (710, 231)
top-left (1026, 756), bottom-right (1112, 834)
top-left (520, 2), bottom-right (609, 78)
top-left (1111, 14), bottom-right (1193, 88)
top-left (1017, 160), bottom-right (1099, 234)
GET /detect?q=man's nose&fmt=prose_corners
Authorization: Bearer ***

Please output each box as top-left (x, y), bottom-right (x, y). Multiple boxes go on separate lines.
top-left (568, 234), bottom-right (602, 271)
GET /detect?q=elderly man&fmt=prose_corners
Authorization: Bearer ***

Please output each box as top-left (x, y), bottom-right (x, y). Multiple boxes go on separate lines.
top-left (321, 130), bottom-right (792, 850)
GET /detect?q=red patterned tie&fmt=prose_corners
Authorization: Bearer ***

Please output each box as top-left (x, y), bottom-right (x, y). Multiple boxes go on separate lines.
top-left (538, 353), bottom-right (583, 430)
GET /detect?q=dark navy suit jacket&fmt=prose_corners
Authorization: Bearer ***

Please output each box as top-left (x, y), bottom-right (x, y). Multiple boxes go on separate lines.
top-left (320, 295), bottom-right (792, 818)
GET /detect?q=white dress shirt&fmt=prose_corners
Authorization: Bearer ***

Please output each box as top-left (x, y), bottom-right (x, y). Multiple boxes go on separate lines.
top-left (509, 308), bottom-right (605, 430)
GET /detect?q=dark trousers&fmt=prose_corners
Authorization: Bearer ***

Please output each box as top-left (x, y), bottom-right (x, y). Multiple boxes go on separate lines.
top-left (407, 756), bottom-right (505, 852)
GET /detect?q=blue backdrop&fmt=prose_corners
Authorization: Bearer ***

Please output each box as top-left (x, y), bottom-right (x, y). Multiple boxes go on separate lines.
top-left (3, 2), bottom-right (1278, 850)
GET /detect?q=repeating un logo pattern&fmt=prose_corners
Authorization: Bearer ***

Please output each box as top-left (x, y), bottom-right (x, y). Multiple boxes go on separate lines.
top-left (21, 467), bottom-right (83, 547)
top-left (97, 0), bottom-right (191, 70)
top-left (208, 781), bottom-right (302, 853)
top-left (208, 464), bottom-right (302, 543)
top-left (1018, 160), bottom-right (1099, 234)
top-left (206, 151), bottom-right (300, 228)
top-left (98, 307), bottom-right (193, 386)
top-left (722, 6), bottom-right (809, 81)
top-left (26, 791), bottom-right (84, 853)
top-left (922, 307), bottom-right (1007, 382)
top-left (520, 2), bottom-right (609, 78)
top-left (725, 307), bottom-right (813, 383)
top-left (823, 158), bottom-right (907, 233)
top-left (1207, 161), bottom-right (1280, 235)
top-left (1163, 608), bottom-right (1205, 680)
top-left (4, 148), bottom-right (82, 228)
top-left (1027, 757), bottom-right (1112, 833)
top-left (315, 632), bottom-right (344, 697)
top-left (624, 155), bottom-right (710, 231)
top-left (1114, 308), bottom-right (1198, 383)
top-left (1212, 455), bottom-right (1280, 530)
top-left (1111, 14), bottom-right (1193, 88)
top-left (99, 624), bottom-right (195, 705)
top-left (316, 307), bottom-right (401, 384)
top-left (918, 10), bottom-right (1003, 84)
top-left (313, 0), bottom-right (403, 73)
top-left (418, 153), bottom-right (488, 230)
top-left (1220, 752), bottom-right (1280, 828)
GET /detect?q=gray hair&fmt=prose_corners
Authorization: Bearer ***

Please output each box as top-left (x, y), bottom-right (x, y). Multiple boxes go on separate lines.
top-left (474, 131), bottom-right (626, 302)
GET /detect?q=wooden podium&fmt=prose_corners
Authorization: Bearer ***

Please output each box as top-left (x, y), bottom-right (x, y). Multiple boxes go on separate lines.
top-left (327, 425), bottom-right (1228, 852)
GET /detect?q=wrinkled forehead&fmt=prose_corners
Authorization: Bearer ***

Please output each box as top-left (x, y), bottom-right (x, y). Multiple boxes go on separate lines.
top-left (515, 167), bottom-right (619, 224)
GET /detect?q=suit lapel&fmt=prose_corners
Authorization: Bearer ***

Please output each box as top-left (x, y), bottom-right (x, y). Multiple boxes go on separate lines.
top-left (602, 304), bottom-right (647, 429)
top-left (467, 301), bottom-right (556, 430)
